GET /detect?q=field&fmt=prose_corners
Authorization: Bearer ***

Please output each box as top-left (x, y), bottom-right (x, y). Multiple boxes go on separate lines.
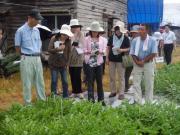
top-left (0, 47), bottom-right (180, 110)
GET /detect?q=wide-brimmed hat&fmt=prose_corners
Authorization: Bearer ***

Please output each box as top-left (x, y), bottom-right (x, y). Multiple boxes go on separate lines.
top-left (89, 21), bottom-right (102, 32)
top-left (70, 19), bottom-right (82, 28)
top-left (153, 32), bottom-right (162, 40)
top-left (86, 27), bottom-right (90, 31)
top-left (60, 24), bottom-right (73, 37)
top-left (99, 27), bottom-right (105, 32)
top-left (130, 25), bottom-right (140, 33)
top-left (113, 21), bottom-right (127, 33)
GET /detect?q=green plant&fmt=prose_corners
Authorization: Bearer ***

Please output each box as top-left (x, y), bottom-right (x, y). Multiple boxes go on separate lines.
top-left (0, 98), bottom-right (180, 135)
top-left (155, 63), bottom-right (180, 102)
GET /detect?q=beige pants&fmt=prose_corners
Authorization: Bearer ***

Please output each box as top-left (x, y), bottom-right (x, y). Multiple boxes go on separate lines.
top-left (20, 56), bottom-right (46, 104)
top-left (133, 62), bottom-right (155, 103)
top-left (109, 62), bottom-right (125, 95)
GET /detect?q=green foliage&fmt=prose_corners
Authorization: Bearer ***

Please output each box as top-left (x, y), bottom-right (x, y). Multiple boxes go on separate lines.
top-left (0, 98), bottom-right (180, 135)
top-left (155, 63), bottom-right (180, 102)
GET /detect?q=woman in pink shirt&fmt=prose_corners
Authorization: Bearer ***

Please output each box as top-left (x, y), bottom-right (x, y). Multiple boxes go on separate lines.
top-left (84, 21), bottom-right (106, 105)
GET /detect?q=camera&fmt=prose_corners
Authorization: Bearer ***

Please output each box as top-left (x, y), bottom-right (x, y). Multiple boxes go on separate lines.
top-left (72, 42), bottom-right (79, 46)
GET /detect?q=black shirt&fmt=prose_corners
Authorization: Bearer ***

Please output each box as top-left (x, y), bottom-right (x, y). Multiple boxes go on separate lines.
top-left (107, 34), bottom-right (130, 62)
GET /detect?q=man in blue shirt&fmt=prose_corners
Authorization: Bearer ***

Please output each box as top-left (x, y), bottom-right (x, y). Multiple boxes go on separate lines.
top-left (15, 9), bottom-right (46, 105)
top-left (130, 25), bottom-right (157, 104)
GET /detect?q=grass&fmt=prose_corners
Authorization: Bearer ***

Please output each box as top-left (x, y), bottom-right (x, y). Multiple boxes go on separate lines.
top-left (0, 47), bottom-right (180, 110)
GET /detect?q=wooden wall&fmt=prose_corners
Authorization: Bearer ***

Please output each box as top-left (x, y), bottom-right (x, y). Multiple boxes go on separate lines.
top-left (0, 0), bottom-right (127, 46)
top-left (0, 0), bottom-right (37, 46)
top-left (76, 0), bottom-right (127, 34)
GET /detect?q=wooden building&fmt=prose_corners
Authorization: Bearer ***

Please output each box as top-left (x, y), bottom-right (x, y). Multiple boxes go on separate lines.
top-left (0, 0), bottom-right (127, 47)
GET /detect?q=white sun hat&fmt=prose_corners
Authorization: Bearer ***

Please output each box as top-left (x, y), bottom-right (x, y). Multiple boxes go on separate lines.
top-left (89, 21), bottom-right (102, 32)
top-left (70, 19), bottom-right (82, 27)
top-left (86, 27), bottom-right (91, 31)
top-left (113, 21), bottom-right (127, 33)
top-left (60, 24), bottom-right (74, 37)
top-left (99, 27), bottom-right (105, 32)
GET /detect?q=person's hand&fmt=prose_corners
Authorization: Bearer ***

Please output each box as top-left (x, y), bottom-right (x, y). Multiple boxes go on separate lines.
top-left (106, 58), bottom-right (109, 65)
top-left (174, 44), bottom-right (176, 51)
top-left (57, 44), bottom-right (65, 51)
top-left (84, 51), bottom-right (91, 55)
top-left (118, 49), bottom-right (124, 53)
top-left (137, 60), bottom-right (144, 67)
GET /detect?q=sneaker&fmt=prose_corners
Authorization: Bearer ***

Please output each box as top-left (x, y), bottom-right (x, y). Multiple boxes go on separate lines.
top-left (109, 92), bottom-right (116, 98)
top-left (77, 93), bottom-right (84, 99)
top-left (118, 94), bottom-right (125, 100)
top-left (69, 93), bottom-right (76, 98)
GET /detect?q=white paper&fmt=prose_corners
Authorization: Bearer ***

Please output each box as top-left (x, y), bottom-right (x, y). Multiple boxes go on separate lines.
top-left (13, 60), bottom-right (21, 64)
top-left (54, 41), bottom-right (60, 48)
top-left (76, 48), bottom-right (84, 54)
top-left (155, 57), bottom-right (164, 63)
top-left (112, 47), bottom-right (119, 55)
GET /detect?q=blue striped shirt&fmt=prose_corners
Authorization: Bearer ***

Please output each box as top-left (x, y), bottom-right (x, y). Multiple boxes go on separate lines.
top-left (15, 23), bottom-right (42, 54)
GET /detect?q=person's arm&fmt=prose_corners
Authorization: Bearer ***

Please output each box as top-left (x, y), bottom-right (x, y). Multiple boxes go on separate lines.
top-left (106, 37), bottom-right (112, 65)
top-left (15, 29), bottom-right (21, 54)
top-left (118, 36), bottom-right (130, 53)
top-left (143, 38), bottom-right (157, 62)
top-left (143, 53), bottom-right (156, 63)
top-left (132, 55), bottom-right (144, 67)
top-left (67, 39), bottom-right (71, 64)
top-left (173, 32), bottom-right (176, 50)
top-left (83, 37), bottom-right (91, 55)
top-left (15, 47), bottom-right (21, 54)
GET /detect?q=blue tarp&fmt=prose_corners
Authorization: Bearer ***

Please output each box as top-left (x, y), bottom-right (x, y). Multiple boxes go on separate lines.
top-left (128, 0), bottom-right (163, 32)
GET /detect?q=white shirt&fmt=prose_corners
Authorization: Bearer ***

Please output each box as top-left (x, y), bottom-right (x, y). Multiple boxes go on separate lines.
top-left (153, 32), bottom-right (163, 47)
top-left (162, 31), bottom-right (176, 44)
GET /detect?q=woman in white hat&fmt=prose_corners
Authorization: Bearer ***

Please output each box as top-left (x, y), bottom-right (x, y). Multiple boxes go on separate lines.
top-left (69, 19), bottom-right (85, 98)
top-left (48, 24), bottom-right (73, 97)
top-left (84, 21), bottom-right (106, 105)
top-left (106, 22), bottom-right (130, 100)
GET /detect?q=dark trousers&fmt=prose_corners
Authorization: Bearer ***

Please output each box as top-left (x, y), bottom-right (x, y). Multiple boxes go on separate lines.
top-left (69, 67), bottom-right (82, 94)
top-left (83, 62), bottom-right (88, 83)
top-left (125, 66), bottom-right (133, 91)
top-left (102, 56), bottom-right (106, 74)
top-left (87, 64), bottom-right (104, 102)
top-left (164, 44), bottom-right (174, 65)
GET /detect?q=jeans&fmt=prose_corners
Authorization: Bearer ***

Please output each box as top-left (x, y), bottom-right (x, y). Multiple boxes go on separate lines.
top-left (51, 67), bottom-right (68, 98)
top-left (87, 64), bottom-right (104, 102)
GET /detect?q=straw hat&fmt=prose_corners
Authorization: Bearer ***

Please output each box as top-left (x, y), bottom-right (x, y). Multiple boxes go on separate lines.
top-left (60, 24), bottom-right (73, 37)
top-left (113, 21), bottom-right (127, 33)
top-left (70, 19), bottom-right (82, 27)
top-left (89, 21), bottom-right (102, 32)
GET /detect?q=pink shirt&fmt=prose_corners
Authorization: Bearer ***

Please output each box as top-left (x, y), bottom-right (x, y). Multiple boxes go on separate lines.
top-left (84, 36), bottom-right (107, 65)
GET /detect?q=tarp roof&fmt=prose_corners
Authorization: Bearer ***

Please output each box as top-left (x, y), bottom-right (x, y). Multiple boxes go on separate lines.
top-left (128, 0), bottom-right (163, 24)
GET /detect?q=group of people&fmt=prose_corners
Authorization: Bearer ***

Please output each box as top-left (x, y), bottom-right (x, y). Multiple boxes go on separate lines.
top-left (14, 9), bottom-right (176, 105)
top-left (153, 25), bottom-right (176, 65)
